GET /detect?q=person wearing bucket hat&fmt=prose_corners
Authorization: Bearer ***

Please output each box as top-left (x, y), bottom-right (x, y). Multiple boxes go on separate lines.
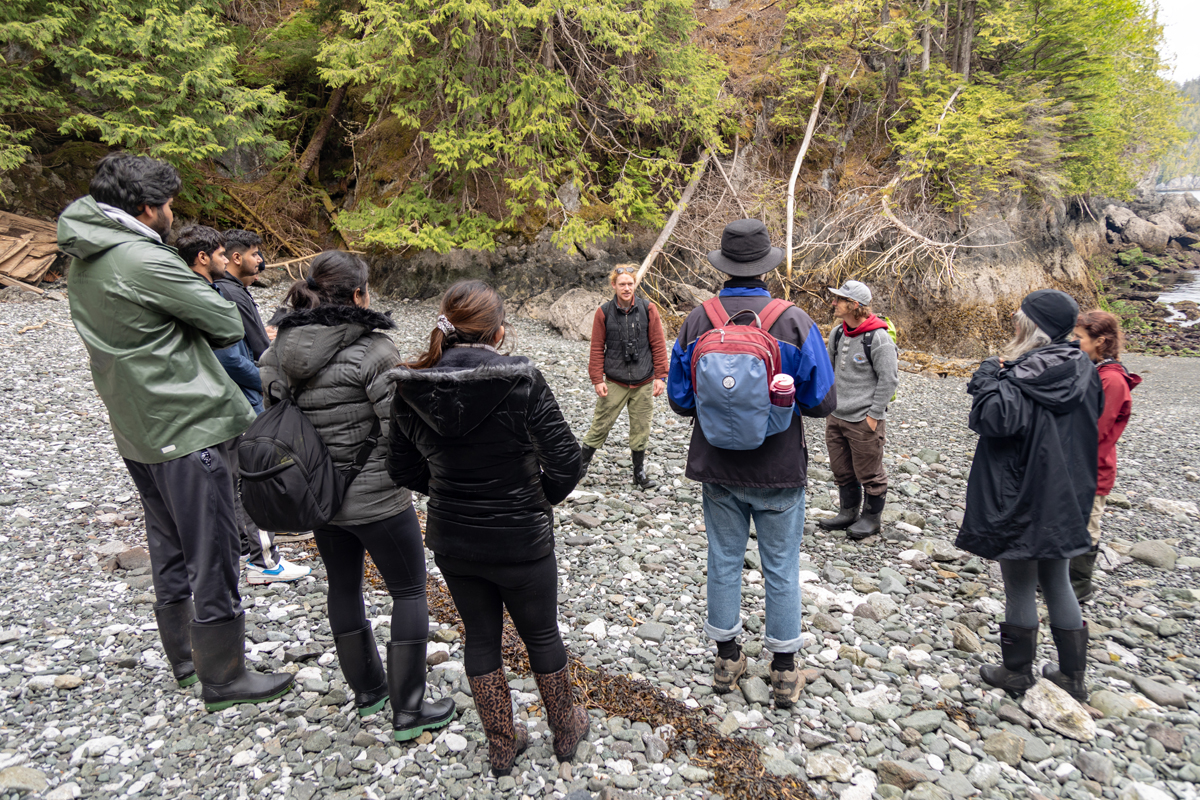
top-left (820, 279), bottom-right (898, 541)
top-left (668, 218), bottom-right (836, 710)
top-left (954, 288), bottom-right (1102, 703)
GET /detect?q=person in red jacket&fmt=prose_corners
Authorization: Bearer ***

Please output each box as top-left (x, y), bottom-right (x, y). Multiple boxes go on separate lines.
top-left (580, 265), bottom-right (669, 488)
top-left (1073, 310), bottom-right (1141, 602)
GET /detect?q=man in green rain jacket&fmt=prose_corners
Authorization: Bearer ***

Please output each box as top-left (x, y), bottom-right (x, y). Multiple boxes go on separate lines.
top-left (58, 153), bottom-right (292, 712)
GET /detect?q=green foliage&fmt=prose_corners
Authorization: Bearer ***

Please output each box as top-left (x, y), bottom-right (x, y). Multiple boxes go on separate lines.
top-left (337, 187), bottom-right (499, 254)
top-left (1158, 78), bottom-right (1200, 184)
top-left (318, 0), bottom-right (729, 250)
top-left (774, 0), bottom-right (1184, 209)
top-left (893, 67), bottom-right (1031, 211)
top-left (0, 0), bottom-right (286, 165)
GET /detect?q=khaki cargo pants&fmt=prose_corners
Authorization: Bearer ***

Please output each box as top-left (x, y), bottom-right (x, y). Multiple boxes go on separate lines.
top-left (582, 380), bottom-right (653, 452)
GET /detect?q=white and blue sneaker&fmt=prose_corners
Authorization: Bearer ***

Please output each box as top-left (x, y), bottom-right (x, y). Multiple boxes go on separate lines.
top-left (246, 558), bottom-right (311, 585)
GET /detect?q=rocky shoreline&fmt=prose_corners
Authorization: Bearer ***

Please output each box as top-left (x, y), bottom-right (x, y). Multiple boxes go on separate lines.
top-left (1, 286), bottom-right (1199, 800)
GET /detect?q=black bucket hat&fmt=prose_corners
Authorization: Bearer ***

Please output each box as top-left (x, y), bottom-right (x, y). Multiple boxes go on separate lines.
top-left (707, 219), bottom-right (784, 277)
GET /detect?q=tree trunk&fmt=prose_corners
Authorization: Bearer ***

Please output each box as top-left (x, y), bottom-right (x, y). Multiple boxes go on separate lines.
top-left (921, 0), bottom-right (931, 73)
top-left (266, 85), bottom-right (346, 194)
top-left (959, 0), bottom-right (976, 81)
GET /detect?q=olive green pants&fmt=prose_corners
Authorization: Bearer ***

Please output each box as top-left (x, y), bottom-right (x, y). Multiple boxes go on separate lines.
top-left (582, 380), bottom-right (653, 452)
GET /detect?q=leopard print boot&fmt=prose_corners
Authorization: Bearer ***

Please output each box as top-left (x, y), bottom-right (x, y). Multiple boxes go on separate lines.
top-left (533, 664), bottom-right (590, 762)
top-left (467, 669), bottom-right (528, 777)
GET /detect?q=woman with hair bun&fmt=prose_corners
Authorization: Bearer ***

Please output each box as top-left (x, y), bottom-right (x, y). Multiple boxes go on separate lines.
top-left (259, 251), bottom-right (455, 741)
top-left (955, 290), bottom-right (1103, 703)
top-left (387, 280), bottom-right (587, 777)
top-left (1072, 310), bottom-right (1141, 602)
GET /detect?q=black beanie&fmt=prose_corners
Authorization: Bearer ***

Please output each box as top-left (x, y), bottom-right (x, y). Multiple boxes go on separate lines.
top-left (1020, 289), bottom-right (1079, 342)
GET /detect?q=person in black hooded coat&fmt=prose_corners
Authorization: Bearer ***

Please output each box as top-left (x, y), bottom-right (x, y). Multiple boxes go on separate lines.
top-left (387, 281), bottom-right (588, 778)
top-left (955, 289), bottom-right (1102, 703)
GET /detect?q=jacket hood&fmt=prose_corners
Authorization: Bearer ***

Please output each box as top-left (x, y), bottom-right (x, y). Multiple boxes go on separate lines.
top-left (1098, 360), bottom-right (1143, 391)
top-left (1005, 342), bottom-right (1094, 412)
top-left (389, 358), bottom-right (535, 438)
top-left (272, 304), bottom-right (395, 381)
top-left (842, 314), bottom-right (889, 337)
top-left (57, 196), bottom-right (156, 262)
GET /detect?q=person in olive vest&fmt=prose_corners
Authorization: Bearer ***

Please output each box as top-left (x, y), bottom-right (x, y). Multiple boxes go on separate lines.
top-left (580, 265), bottom-right (668, 489)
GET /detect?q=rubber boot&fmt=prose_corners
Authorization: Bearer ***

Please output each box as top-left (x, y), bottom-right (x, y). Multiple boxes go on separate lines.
top-left (818, 484), bottom-right (862, 531)
top-left (533, 665), bottom-right (590, 762)
top-left (154, 598), bottom-right (197, 688)
top-left (467, 668), bottom-right (529, 777)
top-left (847, 491), bottom-right (885, 541)
top-left (1042, 624), bottom-right (1090, 703)
top-left (334, 624), bottom-right (389, 717)
top-left (580, 445), bottom-right (596, 477)
top-left (632, 450), bottom-right (657, 490)
top-left (190, 614), bottom-right (294, 712)
top-left (1069, 548), bottom-right (1099, 603)
top-left (387, 640), bottom-right (456, 742)
top-left (979, 622), bottom-right (1038, 697)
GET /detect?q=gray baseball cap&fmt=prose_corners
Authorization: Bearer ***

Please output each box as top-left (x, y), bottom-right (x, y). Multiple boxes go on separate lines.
top-left (828, 280), bottom-right (872, 305)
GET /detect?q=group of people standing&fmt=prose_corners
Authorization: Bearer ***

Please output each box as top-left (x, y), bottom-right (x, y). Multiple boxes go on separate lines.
top-left (58, 152), bottom-right (1136, 781)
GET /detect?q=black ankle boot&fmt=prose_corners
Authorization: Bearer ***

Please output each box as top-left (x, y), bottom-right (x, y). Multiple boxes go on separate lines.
top-left (334, 624), bottom-right (389, 717)
top-left (154, 598), bottom-right (197, 688)
top-left (190, 614), bottom-right (294, 712)
top-left (387, 640), bottom-right (456, 741)
top-left (980, 622), bottom-right (1038, 697)
top-left (847, 491), bottom-right (885, 540)
top-left (819, 484), bottom-right (862, 531)
top-left (580, 445), bottom-right (596, 477)
top-left (632, 450), bottom-right (657, 489)
top-left (1042, 624), bottom-right (1089, 702)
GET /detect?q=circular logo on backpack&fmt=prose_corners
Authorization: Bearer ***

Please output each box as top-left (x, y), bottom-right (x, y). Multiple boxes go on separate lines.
top-left (722, 376), bottom-right (736, 389)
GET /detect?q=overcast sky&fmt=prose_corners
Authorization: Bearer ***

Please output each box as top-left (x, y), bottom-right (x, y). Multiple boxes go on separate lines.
top-left (1156, 0), bottom-right (1200, 84)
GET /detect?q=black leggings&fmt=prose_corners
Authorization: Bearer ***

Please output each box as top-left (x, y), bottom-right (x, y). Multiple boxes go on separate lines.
top-left (314, 507), bottom-right (428, 643)
top-left (1000, 558), bottom-right (1083, 630)
top-left (435, 552), bottom-right (567, 677)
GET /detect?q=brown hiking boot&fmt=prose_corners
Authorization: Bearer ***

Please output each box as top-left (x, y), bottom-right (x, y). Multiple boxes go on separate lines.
top-left (467, 668), bottom-right (528, 776)
top-left (713, 651), bottom-right (747, 694)
top-left (769, 665), bottom-right (805, 708)
top-left (533, 665), bottom-right (590, 762)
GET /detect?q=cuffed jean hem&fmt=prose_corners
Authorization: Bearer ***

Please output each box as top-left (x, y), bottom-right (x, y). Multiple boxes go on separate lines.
top-left (763, 634), bottom-right (805, 654)
top-left (703, 619), bottom-right (744, 643)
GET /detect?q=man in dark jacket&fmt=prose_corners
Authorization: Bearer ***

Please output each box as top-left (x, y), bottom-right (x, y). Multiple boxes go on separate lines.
top-left (57, 153), bottom-right (292, 712)
top-left (215, 229), bottom-right (271, 359)
top-left (580, 264), bottom-right (669, 488)
top-left (667, 219), bottom-right (836, 710)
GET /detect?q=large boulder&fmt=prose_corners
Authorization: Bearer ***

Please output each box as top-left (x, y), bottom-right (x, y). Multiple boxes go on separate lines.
top-left (1104, 204), bottom-right (1137, 233)
top-left (1148, 213), bottom-right (1186, 240)
top-left (1121, 216), bottom-right (1170, 254)
top-left (546, 288), bottom-right (606, 341)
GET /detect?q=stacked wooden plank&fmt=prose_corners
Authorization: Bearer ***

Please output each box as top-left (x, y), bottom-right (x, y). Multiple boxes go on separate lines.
top-left (0, 211), bottom-right (60, 292)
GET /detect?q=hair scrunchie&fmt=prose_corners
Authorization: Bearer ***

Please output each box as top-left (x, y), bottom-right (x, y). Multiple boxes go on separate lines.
top-left (306, 276), bottom-right (318, 290)
top-left (436, 314), bottom-right (456, 336)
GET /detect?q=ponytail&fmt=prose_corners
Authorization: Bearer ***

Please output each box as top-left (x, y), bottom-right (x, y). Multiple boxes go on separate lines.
top-left (409, 281), bottom-right (508, 369)
top-left (282, 251), bottom-right (369, 311)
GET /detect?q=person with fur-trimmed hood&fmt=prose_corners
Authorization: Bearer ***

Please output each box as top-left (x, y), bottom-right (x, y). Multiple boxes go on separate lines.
top-left (259, 251), bottom-right (455, 742)
top-left (819, 280), bottom-right (899, 540)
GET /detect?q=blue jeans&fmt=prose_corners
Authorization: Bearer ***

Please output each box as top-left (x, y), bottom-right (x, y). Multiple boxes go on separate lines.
top-left (702, 483), bottom-right (806, 653)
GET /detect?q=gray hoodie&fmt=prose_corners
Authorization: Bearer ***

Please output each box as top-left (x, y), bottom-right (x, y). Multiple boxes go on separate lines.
top-left (827, 320), bottom-right (900, 422)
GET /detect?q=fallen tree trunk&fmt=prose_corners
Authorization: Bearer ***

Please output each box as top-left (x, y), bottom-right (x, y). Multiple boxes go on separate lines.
top-left (634, 151), bottom-right (712, 285)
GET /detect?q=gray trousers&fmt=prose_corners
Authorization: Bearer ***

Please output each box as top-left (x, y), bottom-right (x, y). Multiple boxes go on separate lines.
top-left (124, 439), bottom-right (243, 624)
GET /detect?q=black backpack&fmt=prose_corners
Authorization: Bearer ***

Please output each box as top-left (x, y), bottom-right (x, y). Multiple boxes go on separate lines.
top-left (238, 379), bottom-right (381, 532)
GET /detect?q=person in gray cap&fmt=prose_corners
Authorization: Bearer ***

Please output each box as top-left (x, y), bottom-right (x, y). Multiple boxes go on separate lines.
top-left (668, 218), bottom-right (836, 710)
top-left (955, 289), bottom-right (1101, 703)
top-left (819, 280), bottom-right (899, 540)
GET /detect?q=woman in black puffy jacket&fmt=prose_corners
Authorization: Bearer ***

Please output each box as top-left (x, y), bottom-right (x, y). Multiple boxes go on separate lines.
top-left (388, 281), bottom-right (586, 777)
